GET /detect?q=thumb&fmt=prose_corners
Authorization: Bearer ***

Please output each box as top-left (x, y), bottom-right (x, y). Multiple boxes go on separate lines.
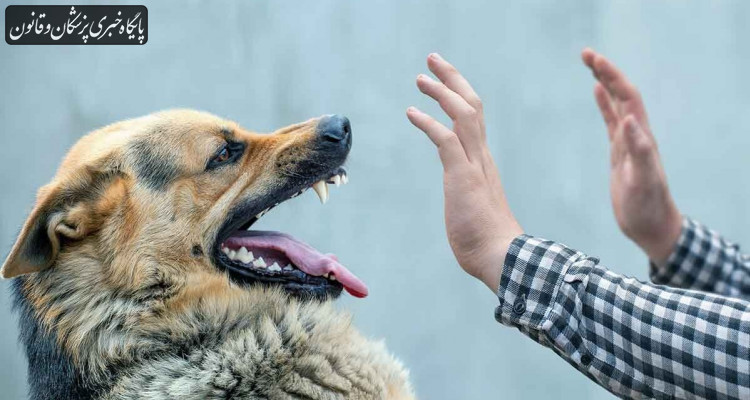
top-left (622, 115), bottom-right (654, 161)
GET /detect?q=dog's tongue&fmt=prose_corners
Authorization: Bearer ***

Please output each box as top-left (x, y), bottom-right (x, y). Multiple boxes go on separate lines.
top-left (224, 231), bottom-right (368, 298)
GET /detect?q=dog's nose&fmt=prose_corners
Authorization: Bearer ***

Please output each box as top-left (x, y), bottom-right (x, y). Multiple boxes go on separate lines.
top-left (317, 115), bottom-right (351, 143)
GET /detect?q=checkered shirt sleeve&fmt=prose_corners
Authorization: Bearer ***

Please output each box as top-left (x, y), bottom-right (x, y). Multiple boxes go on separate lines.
top-left (495, 234), bottom-right (750, 399)
top-left (651, 216), bottom-right (750, 300)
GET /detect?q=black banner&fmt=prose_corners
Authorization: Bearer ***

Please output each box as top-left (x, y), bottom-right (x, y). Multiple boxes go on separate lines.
top-left (6, 5), bottom-right (147, 45)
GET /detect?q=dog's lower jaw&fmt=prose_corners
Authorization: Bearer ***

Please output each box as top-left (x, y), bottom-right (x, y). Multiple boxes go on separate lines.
top-left (98, 288), bottom-right (415, 400)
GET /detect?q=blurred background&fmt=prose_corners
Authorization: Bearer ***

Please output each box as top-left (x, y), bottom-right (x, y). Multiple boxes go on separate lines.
top-left (2, 1), bottom-right (750, 398)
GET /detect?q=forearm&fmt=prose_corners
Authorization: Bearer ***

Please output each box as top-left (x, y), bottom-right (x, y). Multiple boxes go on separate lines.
top-left (496, 234), bottom-right (750, 400)
top-left (651, 216), bottom-right (750, 300)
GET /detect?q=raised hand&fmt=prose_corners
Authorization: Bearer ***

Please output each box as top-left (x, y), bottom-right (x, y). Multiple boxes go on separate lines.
top-left (582, 48), bottom-right (682, 264)
top-left (407, 53), bottom-right (523, 291)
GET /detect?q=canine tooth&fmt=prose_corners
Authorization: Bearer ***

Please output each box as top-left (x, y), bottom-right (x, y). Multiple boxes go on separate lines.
top-left (228, 250), bottom-right (237, 260)
top-left (332, 175), bottom-right (341, 186)
top-left (268, 262), bottom-right (281, 272)
top-left (222, 247), bottom-right (230, 255)
top-left (329, 275), bottom-right (336, 281)
top-left (253, 257), bottom-right (267, 268)
top-left (341, 174), bottom-right (348, 184)
top-left (312, 180), bottom-right (329, 204)
top-left (283, 264), bottom-right (294, 271)
top-left (323, 273), bottom-right (330, 278)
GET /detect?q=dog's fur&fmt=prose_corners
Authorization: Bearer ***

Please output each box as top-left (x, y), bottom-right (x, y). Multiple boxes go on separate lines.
top-left (3, 110), bottom-right (414, 399)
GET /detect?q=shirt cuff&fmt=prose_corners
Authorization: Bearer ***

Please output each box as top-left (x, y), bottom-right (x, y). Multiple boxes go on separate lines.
top-left (495, 234), bottom-right (585, 329)
top-left (649, 216), bottom-right (705, 285)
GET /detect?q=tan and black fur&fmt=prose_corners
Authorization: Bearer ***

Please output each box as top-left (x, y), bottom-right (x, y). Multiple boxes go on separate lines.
top-left (3, 110), bottom-right (414, 399)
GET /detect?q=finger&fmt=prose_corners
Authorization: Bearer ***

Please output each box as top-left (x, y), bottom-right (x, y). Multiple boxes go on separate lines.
top-left (594, 83), bottom-right (619, 140)
top-left (581, 47), bottom-right (597, 75)
top-left (592, 54), bottom-right (643, 107)
top-left (406, 106), bottom-right (468, 168)
top-left (591, 53), bottom-right (653, 141)
top-left (416, 74), bottom-right (484, 160)
top-left (426, 53), bottom-right (484, 115)
top-left (581, 47), bottom-right (602, 81)
top-left (416, 74), bottom-right (476, 122)
top-left (581, 47), bottom-right (596, 69)
top-left (622, 115), bottom-right (653, 161)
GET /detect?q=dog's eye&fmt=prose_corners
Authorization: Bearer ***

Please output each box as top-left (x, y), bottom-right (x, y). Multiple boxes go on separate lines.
top-left (215, 147), bottom-right (230, 163)
top-left (206, 142), bottom-right (244, 171)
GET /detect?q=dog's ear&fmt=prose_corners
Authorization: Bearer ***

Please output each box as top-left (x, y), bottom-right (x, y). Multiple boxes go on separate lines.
top-left (2, 167), bottom-right (122, 279)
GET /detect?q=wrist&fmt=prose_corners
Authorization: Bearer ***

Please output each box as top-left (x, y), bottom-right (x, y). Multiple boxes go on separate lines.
top-left (640, 206), bottom-right (682, 265)
top-left (476, 229), bottom-right (523, 293)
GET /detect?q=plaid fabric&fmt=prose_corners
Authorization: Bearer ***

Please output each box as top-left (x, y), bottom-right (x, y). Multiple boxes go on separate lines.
top-left (496, 234), bottom-right (750, 399)
top-left (651, 216), bottom-right (750, 300)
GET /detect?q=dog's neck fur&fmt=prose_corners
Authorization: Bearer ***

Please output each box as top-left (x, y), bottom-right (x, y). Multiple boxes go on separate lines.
top-left (12, 278), bottom-right (104, 399)
top-left (13, 252), bottom-right (414, 399)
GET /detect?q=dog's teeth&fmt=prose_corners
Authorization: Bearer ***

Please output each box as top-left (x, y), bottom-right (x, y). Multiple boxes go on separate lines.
top-left (222, 247), bottom-right (230, 255)
top-left (253, 257), bottom-right (267, 268)
top-left (268, 262), bottom-right (281, 272)
top-left (312, 180), bottom-right (329, 204)
top-left (283, 264), bottom-right (294, 271)
top-left (332, 175), bottom-right (341, 187)
top-left (238, 247), bottom-right (253, 264)
top-left (341, 174), bottom-right (348, 184)
top-left (329, 275), bottom-right (336, 281)
top-left (323, 273), bottom-right (330, 278)
top-left (228, 249), bottom-right (237, 260)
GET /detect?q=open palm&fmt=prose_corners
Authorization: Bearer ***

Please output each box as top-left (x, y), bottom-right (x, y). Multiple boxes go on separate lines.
top-left (582, 49), bottom-right (682, 264)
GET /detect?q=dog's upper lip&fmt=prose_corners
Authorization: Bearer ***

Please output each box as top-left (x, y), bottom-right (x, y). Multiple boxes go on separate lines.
top-left (215, 167), bottom-right (349, 239)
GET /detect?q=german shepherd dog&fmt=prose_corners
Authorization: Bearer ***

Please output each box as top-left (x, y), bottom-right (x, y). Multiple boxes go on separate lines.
top-left (2, 110), bottom-right (414, 399)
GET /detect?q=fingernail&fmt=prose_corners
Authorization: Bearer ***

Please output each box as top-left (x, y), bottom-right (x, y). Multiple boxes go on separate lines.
top-left (407, 106), bottom-right (418, 114)
top-left (429, 53), bottom-right (442, 60)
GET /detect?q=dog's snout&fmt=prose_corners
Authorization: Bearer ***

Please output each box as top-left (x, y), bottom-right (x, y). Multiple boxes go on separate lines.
top-left (317, 115), bottom-right (351, 143)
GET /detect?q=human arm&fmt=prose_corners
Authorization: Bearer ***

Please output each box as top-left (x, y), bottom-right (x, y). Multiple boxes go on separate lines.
top-left (497, 233), bottom-right (750, 399)
top-left (581, 48), bottom-right (750, 298)
top-left (407, 53), bottom-right (750, 399)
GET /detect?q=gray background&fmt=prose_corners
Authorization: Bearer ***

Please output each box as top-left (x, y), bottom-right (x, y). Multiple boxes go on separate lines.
top-left (2, 1), bottom-right (749, 398)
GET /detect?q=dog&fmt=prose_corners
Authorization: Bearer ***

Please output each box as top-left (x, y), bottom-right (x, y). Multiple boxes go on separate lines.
top-left (2, 110), bottom-right (415, 399)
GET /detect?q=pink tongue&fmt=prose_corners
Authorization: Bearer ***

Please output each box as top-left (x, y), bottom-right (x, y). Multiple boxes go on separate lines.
top-left (223, 231), bottom-right (368, 298)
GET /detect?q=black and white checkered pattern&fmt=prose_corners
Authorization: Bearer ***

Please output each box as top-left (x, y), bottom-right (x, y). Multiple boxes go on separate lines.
top-left (496, 232), bottom-right (750, 399)
top-left (651, 217), bottom-right (750, 300)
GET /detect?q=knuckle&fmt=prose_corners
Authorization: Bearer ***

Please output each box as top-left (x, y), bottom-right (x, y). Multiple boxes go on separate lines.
top-left (462, 107), bottom-right (479, 119)
top-left (634, 139), bottom-right (653, 155)
top-left (470, 96), bottom-right (483, 111)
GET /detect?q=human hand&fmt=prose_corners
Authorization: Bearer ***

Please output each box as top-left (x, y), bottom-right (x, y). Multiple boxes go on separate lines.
top-left (406, 53), bottom-right (523, 292)
top-left (582, 48), bottom-right (682, 264)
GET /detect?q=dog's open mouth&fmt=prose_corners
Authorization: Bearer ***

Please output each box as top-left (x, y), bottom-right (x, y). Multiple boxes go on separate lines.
top-left (212, 168), bottom-right (368, 300)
